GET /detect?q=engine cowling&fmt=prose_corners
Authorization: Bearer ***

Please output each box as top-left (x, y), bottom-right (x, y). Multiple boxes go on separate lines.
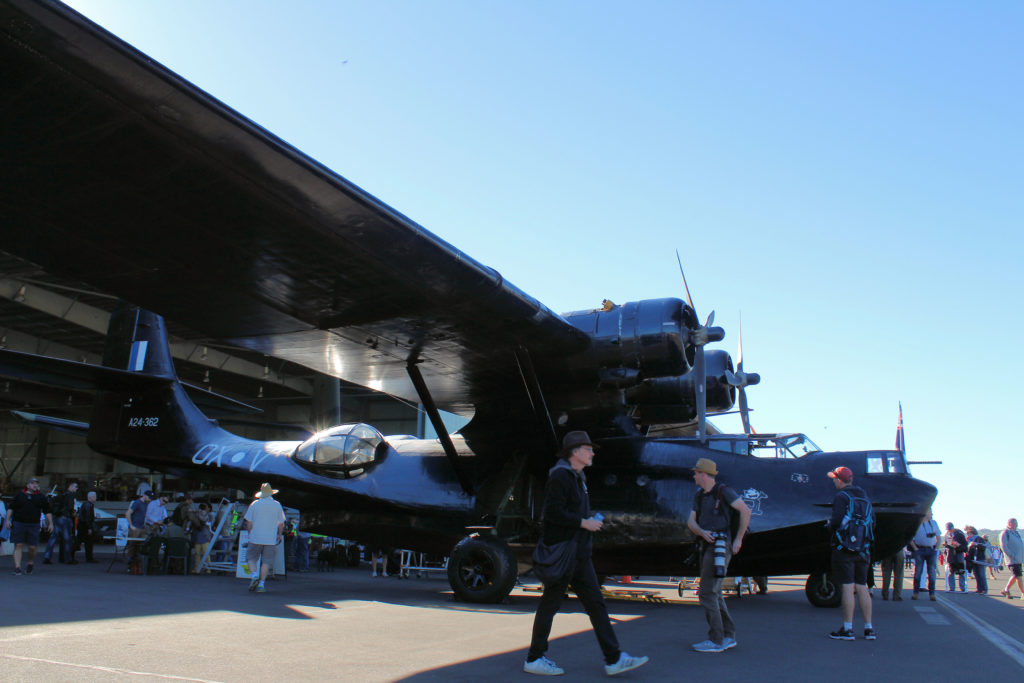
top-left (562, 298), bottom-right (696, 380)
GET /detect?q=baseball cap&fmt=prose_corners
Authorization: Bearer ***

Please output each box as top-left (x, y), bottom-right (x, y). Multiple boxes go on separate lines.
top-left (827, 466), bottom-right (853, 483)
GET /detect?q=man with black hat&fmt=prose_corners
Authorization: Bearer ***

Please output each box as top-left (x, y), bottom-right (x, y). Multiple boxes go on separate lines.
top-left (687, 457), bottom-right (751, 653)
top-left (826, 466), bottom-right (875, 641)
top-left (4, 477), bottom-right (53, 575)
top-left (524, 431), bottom-right (649, 677)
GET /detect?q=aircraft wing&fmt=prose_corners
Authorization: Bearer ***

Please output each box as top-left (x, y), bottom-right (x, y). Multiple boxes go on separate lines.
top-left (0, 0), bottom-right (588, 416)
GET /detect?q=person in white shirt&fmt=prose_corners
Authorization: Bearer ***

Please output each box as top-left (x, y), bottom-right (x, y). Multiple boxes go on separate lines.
top-left (243, 483), bottom-right (285, 593)
top-left (907, 508), bottom-right (941, 600)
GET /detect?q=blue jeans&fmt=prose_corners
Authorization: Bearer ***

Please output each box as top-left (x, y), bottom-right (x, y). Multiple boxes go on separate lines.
top-left (972, 563), bottom-right (988, 593)
top-left (913, 547), bottom-right (937, 595)
top-left (44, 516), bottom-right (73, 561)
top-left (295, 539), bottom-right (309, 571)
top-left (946, 555), bottom-right (967, 591)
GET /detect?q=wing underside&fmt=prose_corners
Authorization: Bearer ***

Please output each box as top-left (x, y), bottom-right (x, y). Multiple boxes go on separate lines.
top-left (0, 0), bottom-right (586, 416)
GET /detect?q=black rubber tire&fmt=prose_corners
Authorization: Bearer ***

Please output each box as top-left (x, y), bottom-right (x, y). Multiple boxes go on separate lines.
top-left (805, 572), bottom-right (841, 608)
top-left (447, 535), bottom-right (518, 603)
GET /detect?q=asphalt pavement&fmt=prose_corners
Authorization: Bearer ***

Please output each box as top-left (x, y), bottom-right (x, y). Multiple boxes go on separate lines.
top-left (1, 552), bottom-right (1022, 682)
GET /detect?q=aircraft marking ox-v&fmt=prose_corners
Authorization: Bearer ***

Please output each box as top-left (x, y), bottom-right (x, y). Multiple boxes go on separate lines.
top-left (0, 0), bottom-right (935, 606)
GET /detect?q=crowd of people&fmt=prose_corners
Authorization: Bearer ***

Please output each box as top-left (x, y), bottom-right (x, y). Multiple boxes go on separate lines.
top-left (4, 459), bottom-right (1021, 679)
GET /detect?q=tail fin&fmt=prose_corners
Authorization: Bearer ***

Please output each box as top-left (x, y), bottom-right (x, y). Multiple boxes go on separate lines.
top-left (102, 305), bottom-right (176, 378)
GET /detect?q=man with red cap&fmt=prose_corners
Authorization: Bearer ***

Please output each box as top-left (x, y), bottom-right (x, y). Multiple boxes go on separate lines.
top-left (826, 466), bottom-right (875, 641)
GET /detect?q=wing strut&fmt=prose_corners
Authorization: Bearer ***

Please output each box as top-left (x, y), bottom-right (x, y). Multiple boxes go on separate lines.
top-left (514, 346), bottom-right (559, 452)
top-left (406, 359), bottom-right (474, 495)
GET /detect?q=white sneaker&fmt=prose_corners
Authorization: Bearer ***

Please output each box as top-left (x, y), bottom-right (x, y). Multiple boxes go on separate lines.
top-left (723, 637), bottom-right (737, 650)
top-left (604, 652), bottom-right (649, 676)
top-left (523, 656), bottom-right (564, 676)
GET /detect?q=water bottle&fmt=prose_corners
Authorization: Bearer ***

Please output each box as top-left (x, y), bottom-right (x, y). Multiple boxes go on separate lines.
top-left (593, 513), bottom-right (604, 522)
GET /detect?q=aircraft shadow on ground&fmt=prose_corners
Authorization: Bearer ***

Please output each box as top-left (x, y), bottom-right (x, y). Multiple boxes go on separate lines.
top-left (0, 560), bottom-right (691, 628)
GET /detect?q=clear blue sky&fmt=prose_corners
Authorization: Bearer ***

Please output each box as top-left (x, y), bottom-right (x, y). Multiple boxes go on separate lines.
top-left (63, 1), bottom-right (1023, 532)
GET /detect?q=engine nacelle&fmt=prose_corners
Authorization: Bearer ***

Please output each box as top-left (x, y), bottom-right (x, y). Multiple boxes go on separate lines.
top-left (563, 298), bottom-right (696, 380)
top-left (623, 350), bottom-right (736, 424)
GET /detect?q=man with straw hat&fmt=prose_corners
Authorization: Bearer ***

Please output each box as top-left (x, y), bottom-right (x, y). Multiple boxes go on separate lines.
top-left (243, 483), bottom-right (286, 593)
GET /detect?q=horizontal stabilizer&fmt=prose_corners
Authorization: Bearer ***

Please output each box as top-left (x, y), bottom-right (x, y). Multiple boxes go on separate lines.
top-left (11, 410), bottom-right (89, 437)
top-left (0, 349), bottom-right (262, 416)
top-left (181, 382), bottom-right (264, 416)
top-left (0, 348), bottom-right (170, 392)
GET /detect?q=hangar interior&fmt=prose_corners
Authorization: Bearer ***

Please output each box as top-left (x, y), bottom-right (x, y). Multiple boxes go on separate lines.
top-left (0, 251), bottom-right (463, 499)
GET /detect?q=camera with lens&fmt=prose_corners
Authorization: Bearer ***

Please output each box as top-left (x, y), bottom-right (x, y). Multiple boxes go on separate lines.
top-left (712, 531), bottom-right (728, 578)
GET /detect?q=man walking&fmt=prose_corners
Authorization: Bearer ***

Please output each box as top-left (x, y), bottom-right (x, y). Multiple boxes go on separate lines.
top-left (826, 466), bottom-right (876, 641)
top-left (907, 508), bottom-right (940, 601)
top-left (524, 431), bottom-right (649, 677)
top-left (243, 482), bottom-right (285, 593)
top-left (44, 481), bottom-right (78, 564)
top-left (4, 477), bottom-right (53, 575)
top-left (1000, 518), bottom-right (1023, 599)
top-left (687, 457), bottom-right (751, 653)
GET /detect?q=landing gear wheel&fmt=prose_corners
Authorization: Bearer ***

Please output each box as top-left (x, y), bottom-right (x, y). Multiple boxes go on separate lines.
top-left (755, 576), bottom-right (768, 594)
top-left (805, 572), bottom-right (841, 608)
top-left (447, 535), bottom-right (518, 603)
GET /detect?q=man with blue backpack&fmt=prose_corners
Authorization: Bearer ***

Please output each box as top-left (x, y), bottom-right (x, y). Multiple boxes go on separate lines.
top-left (825, 466), bottom-right (876, 642)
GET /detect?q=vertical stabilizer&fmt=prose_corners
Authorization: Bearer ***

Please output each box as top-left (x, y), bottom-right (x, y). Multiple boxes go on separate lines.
top-left (102, 304), bottom-right (177, 379)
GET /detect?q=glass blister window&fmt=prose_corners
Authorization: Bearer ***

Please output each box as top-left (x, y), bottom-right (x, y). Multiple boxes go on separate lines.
top-left (292, 423), bottom-right (384, 477)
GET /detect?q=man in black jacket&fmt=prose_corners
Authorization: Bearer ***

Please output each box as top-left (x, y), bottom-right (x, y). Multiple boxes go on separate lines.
top-left (524, 431), bottom-right (649, 677)
top-left (4, 477), bottom-right (53, 575)
top-left (76, 491), bottom-right (99, 563)
top-left (44, 481), bottom-right (78, 564)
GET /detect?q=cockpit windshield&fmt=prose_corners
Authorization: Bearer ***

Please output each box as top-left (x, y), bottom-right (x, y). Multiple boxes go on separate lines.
top-left (708, 433), bottom-right (821, 458)
top-left (293, 423), bottom-right (384, 476)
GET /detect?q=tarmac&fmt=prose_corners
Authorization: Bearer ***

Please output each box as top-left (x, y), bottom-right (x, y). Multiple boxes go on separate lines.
top-left (1, 552), bottom-right (1023, 682)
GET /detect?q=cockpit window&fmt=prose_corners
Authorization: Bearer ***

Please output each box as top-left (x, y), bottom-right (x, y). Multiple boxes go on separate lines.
top-left (720, 433), bottom-right (821, 458)
top-left (293, 423), bottom-right (384, 477)
top-left (865, 451), bottom-right (907, 475)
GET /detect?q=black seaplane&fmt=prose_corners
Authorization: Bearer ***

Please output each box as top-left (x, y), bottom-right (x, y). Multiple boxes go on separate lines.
top-left (0, 0), bottom-right (936, 606)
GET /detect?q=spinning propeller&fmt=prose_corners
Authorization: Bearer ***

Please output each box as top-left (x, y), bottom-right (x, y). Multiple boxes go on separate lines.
top-left (675, 251), bottom-right (725, 442)
top-left (723, 315), bottom-right (761, 435)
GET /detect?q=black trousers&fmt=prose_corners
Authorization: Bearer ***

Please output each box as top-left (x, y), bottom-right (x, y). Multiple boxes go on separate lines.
top-left (528, 556), bottom-right (620, 664)
top-left (76, 528), bottom-right (94, 561)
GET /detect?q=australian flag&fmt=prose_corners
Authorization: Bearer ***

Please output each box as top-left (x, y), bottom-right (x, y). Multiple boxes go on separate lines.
top-left (894, 402), bottom-right (905, 454)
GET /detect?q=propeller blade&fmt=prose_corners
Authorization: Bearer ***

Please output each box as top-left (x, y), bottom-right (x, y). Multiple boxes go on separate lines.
top-left (739, 388), bottom-right (752, 435)
top-left (705, 310), bottom-right (715, 328)
top-left (675, 249), bottom-right (696, 313)
top-left (737, 313), bottom-right (744, 366)
top-left (695, 345), bottom-right (706, 442)
top-left (733, 315), bottom-right (760, 433)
